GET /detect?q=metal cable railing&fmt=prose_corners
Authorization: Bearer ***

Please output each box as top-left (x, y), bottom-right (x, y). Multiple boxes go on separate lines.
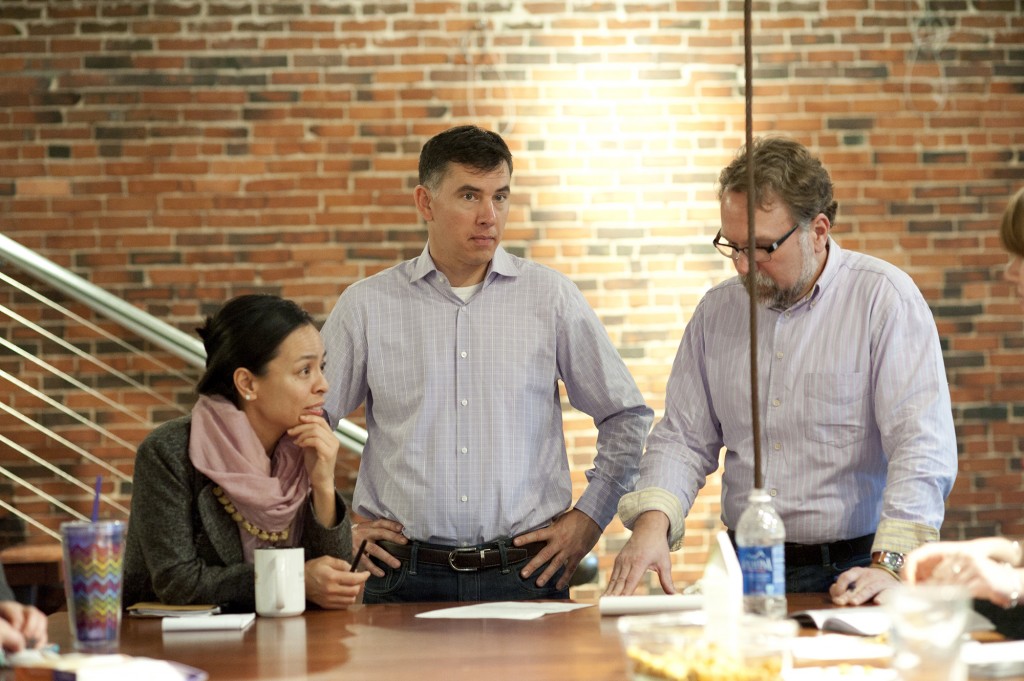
top-left (0, 499), bottom-right (61, 542)
top-left (0, 232), bottom-right (367, 545)
top-left (0, 369), bottom-right (145, 456)
top-left (0, 270), bottom-right (197, 387)
top-left (0, 234), bottom-right (206, 367)
top-left (0, 335), bottom-right (159, 428)
top-left (0, 401), bottom-right (133, 488)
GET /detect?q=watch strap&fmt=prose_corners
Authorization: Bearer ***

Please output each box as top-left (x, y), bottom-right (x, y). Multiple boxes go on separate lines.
top-left (871, 550), bottom-right (905, 580)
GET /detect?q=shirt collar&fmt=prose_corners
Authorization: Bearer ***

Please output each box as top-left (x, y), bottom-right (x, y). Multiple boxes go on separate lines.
top-left (408, 243), bottom-right (519, 286)
top-left (809, 237), bottom-right (840, 300)
top-left (409, 243), bottom-right (436, 283)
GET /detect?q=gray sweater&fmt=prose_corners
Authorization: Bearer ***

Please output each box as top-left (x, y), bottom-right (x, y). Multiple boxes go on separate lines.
top-left (122, 415), bottom-right (352, 612)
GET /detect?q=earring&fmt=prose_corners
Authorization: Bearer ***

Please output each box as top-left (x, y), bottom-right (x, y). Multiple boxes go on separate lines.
top-left (245, 393), bottom-right (254, 401)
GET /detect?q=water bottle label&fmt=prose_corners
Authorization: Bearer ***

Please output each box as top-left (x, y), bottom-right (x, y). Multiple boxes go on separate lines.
top-left (737, 545), bottom-right (786, 596)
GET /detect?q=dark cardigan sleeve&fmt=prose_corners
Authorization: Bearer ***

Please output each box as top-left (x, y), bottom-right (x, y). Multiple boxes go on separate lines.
top-left (123, 417), bottom-right (255, 610)
top-left (301, 491), bottom-right (354, 563)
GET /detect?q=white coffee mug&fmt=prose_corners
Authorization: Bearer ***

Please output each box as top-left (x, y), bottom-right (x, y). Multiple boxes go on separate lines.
top-left (254, 547), bottom-right (305, 617)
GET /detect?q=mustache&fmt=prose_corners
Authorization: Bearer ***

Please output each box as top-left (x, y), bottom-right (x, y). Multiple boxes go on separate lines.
top-left (741, 270), bottom-right (775, 293)
top-left (741, 270), bottom-right (797, 308)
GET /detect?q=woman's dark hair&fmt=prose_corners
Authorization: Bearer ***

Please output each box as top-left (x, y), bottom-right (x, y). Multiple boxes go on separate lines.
top-left (418, 125), bottom-right (513, 191)
top-left (195, 294), bottom-right (315, 407)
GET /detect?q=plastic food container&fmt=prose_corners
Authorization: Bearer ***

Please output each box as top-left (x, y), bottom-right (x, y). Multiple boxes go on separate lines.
top-left (617, 612), bottom-right (797, 681)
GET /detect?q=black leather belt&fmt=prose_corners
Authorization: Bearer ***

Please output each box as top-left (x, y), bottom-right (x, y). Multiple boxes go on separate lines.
top-left (727, 531), bottom-right (874, 568)
top-left (379, 539), bottom-right (544, 572)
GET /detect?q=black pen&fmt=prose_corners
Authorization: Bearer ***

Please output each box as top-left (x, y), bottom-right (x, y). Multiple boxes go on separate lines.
top-left (351, 539), bottom-right (368, 571)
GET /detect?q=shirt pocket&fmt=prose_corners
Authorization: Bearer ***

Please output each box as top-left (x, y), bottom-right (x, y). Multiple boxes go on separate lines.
top-left (803, 372), bottom-right (869, 447)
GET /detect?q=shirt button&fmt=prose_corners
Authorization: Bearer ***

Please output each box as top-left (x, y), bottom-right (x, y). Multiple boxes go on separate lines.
top-left (776, 352), bottom-right (784, 359)
top-left (460, 399), bottom-right (468, 406)
top-left (461, 447), bottom-right (468, 454)
top-left (460, 351), bottom-right (468, 358)
top-left (771, 398), bottom-right (780, 407)
top-left (773, 442), bottom-right (781, 450)
top-left (460, 495), bottom-right (468, 502)
top-left (769, 489), bottom-right (778, 497)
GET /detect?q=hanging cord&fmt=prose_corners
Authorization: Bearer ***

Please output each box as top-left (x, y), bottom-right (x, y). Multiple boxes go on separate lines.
top-left (460, 18), bottom-right (515, 136)
top-left (744, 0), bottom-right (763, 490)
top-left (905, 0), bottom-right (955, 112)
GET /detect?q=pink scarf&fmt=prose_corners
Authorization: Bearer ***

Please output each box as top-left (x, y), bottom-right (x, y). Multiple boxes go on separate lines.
top-left (188, 394), bottom-right (308, 562)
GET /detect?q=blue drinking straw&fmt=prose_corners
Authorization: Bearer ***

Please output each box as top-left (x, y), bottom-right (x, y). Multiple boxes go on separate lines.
top-left (91, 475), bottom-right (102, 522)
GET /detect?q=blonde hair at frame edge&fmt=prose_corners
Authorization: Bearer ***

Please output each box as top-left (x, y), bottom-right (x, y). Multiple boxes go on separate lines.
top-left (1000, 186), bottom-right (1024, 257)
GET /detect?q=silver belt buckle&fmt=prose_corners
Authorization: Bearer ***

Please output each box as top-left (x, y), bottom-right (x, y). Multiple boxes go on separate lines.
top-left (447, 547), bottom-right (486, 572)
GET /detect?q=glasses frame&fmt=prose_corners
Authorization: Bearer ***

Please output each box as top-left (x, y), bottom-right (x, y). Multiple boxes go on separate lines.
top-left (712, 222), bottom-right (802, 263)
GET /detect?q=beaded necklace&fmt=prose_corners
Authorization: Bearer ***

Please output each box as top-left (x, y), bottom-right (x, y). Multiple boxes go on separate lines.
top-left (213, 486), bottom-right (290, 544)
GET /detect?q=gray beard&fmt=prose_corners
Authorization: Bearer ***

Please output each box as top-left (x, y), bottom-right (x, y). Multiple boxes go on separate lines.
top-left (742, 233), bottom-right (817, 309)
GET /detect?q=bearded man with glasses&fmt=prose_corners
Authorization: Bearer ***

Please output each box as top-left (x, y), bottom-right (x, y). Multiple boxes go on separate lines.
top-left (606, 137), bottom-right (957, 606)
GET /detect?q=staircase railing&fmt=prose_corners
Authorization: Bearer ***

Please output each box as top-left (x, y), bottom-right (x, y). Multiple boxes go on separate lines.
top-left (0, 232), bottom-right (366, 546)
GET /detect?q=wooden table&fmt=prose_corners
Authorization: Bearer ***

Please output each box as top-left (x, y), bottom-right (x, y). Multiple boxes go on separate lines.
top-left (42, 594), bottom-right (1016, 681)
top-left (0, 543), bottom-right (64, 614)
top-left (47, 599), bottom-right (631, 681)
top-left (0, 544), bottom-right (62, 588)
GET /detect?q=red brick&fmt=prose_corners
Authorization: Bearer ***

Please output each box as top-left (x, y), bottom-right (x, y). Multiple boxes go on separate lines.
top-left (0, 2), bottom-right (1022, 567)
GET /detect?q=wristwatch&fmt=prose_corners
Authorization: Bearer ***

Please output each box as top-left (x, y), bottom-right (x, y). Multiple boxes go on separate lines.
top-left (871, 550), bottom-right (905, 577)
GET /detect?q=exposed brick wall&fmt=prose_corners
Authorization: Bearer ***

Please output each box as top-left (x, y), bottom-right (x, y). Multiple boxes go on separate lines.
top-left (1, 1), bottom-right (1022, 596)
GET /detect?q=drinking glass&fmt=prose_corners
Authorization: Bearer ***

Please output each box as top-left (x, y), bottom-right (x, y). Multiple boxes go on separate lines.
top-left (61, 520), bottom-right (125, 652)
top-left (884, 584), bottom-right (969, 681)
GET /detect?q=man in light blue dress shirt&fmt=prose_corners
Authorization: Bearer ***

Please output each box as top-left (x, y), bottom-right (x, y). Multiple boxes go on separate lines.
top-left (606, 137), bottom-right (958, 606)
top-left (321, 125), bottom-right (654, 602)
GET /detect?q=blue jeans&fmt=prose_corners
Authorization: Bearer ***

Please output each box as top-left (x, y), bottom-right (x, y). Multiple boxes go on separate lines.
top-left (786, 553), bottom-right (871, 592)
top-left (363, 544), bottom-right (569, 603)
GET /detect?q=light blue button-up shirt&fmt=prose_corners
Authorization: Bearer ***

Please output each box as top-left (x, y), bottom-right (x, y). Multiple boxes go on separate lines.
top-left (620, 239), bottom-right (957, 553)
top-left (322, 244), bottom-right (653, 546)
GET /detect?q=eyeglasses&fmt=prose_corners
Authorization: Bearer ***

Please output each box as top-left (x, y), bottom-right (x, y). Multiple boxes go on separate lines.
top-left (712, 222), bottom-right (802, 263)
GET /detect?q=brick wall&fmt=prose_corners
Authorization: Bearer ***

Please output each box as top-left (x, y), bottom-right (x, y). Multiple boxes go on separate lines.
top-left (1, 1), bottom-right (1022, 596)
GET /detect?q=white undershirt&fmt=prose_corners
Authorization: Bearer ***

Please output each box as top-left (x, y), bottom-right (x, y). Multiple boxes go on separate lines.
top-left (451, 282), bottom-right (484, 302)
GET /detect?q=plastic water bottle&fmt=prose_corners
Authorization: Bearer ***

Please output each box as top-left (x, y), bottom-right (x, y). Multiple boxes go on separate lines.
top-left (735, 488), bottom-right (787, 618)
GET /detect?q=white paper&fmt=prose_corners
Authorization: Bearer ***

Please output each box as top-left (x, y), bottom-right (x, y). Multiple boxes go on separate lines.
top-left (962, 640), bottom-right (1024, 678)
top-left (161, 613), bottom-right (255, 632)
top-left (963, 640), bottom-right (1024, 665)
top-left (784, 667), bottom-right (896, 681)
top-left (415, 601), bottom-right (592, 620)
top-left (5, 653), bottom-right (208, 681)
top-left (598, 594), bottom-right (703, 616)
top-left (790, 633), bottom-right (893, 662)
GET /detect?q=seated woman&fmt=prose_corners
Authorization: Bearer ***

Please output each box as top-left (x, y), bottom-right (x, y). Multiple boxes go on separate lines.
top-left (123, 294), bottom-right (368, 612)
top-left (903, 186), bottom-right (1024, 638)
top-left (0, 564), bottom-right (47, 652)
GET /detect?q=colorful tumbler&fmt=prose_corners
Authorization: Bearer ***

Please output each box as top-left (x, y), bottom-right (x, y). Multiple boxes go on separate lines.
top-left (60, 519), bottom-right (125, 652)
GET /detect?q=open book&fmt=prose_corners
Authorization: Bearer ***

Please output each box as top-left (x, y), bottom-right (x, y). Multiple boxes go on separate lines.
top-left (791, 605), bottom-right (994, 637)
top-left (127, 602), bottom-right (221, 617)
